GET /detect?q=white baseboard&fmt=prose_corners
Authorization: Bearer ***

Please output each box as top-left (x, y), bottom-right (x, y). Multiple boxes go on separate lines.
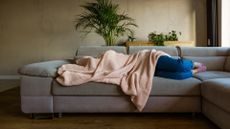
top-left (0, 75), bottom-right (20, 80)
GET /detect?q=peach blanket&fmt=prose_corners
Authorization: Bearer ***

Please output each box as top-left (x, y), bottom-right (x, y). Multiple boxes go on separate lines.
top-left (56, 49), bottom-right (167, 111)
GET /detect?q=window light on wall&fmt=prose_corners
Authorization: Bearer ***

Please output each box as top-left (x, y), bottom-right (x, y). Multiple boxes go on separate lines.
top-left (221, 0), bottom-right (230, 47)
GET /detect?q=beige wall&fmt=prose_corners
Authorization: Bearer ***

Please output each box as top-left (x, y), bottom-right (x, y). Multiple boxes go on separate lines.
top-left (0, 0), bottom-right (207, 75)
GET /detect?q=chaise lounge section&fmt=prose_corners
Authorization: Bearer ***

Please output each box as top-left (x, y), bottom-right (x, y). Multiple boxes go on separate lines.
top-left (19, 46), bottom-right (230, 129)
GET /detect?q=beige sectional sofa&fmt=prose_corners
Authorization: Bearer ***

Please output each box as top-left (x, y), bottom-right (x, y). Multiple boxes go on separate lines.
top-left (19, 46), bottom-right (230, 129)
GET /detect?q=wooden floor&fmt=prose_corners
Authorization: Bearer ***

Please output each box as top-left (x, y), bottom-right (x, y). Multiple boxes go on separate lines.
top-left (0, 79), bottom-right (19, 92)
top-left (0, 87), bottom-right (220, 129)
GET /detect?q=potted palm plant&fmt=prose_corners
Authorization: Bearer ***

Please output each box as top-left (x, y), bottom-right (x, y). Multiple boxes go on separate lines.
top-left (75, 0), bottom-right (137, 46)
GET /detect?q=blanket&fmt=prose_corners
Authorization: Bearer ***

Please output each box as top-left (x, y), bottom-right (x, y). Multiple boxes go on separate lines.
top-left (56, 49), bottom-right (167, 111)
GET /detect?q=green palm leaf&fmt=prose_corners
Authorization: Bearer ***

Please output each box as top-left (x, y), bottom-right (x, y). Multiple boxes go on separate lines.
top-left (75, 0), bottom-right (137, 46)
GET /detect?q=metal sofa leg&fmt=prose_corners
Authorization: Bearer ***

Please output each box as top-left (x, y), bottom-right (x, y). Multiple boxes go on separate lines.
top-left (58, 113), bottom-right (62, 118)
top-left (31, 113), bottom-right (54, 119)
top-left (52, 113), bottom-right (62, 118)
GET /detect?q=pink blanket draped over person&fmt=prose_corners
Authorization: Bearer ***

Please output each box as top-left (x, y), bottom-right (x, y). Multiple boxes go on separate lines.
top-left (56, 49), bottom-right (167, 111)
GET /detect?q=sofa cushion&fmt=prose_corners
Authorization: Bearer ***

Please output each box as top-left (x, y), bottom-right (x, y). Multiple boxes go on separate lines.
top-left (76, 46), bottom-right (127, 58)
top-left (194, 71), bottom-right (230, 81)
top-left (21, 76), bottom-right (53, 96)
top-left (184, 56), bottom-right (226, 71)
top-left (201, 78), bottom-right (230, 113)
top-left (52, 81), bottom-right (124, 96)
top-left (128, 46), bottom-right (178, 56)
top-left (225, 56), bottom-right (230, 72)
top-left (152, 77), bottom-right (201, 95)
top-left (181, 47), bottom-right (229, 71)
top-left (52, 77), bottom-right (201, 96)
top-left (19, 59), bottom-right (73, 77)
top-left (181, 47), bottom-right (229, 57)
top-left (224, 47), bottom-right (230, 71)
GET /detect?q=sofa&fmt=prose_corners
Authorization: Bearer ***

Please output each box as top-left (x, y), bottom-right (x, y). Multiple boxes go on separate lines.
top-left (19, 46), bottom-right (230, 129)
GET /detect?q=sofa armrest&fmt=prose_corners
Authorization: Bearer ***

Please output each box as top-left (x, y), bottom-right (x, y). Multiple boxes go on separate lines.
top-left (20, 76), bottom-right (53, 96)
top-left (20, 75), bottom-right (54, 113)
top-left (19, 59), bottom-right (73, 77)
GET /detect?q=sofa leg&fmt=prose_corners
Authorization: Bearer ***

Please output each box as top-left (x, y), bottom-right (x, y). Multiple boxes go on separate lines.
top-left (31, 113), bottom-right (36, 119)
top-left (30, 113), bottom-right (54, 119)
top-left (53, 113), bottom-right (62, 118)
top-left (57, 113), bottom-right (62, 118)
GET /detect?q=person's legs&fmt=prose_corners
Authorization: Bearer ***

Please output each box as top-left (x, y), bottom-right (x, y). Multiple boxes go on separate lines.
top-left (155, 70), bottom-right (193, 80)
top-left (156, 56), bottom-right (194, 72)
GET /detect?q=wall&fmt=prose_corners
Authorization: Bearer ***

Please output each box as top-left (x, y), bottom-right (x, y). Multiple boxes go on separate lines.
top-left (0, 0), bottom-right (207, 75)
top-left (221, 0), bottom-right (230, 47)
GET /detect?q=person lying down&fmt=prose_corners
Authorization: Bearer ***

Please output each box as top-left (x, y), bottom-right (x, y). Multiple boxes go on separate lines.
top-left (56, 49), bottom-right (206, 111)
top-left (155, 55), bottom-right (207, 80)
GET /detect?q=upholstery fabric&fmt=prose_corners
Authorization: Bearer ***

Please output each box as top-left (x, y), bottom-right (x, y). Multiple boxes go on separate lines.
top-left (52, 81), bottom-right (124, 96)
top-left (53, 96), bottom-right (135, 113)
top-left (183, 56), bottom-right (226, 71)
top-left (144, 96), bottom-right (200, 112)
top-left (76, 46), bottom-right (127, 58)
top-left (194, 71), bottom-right (230, 81)
top-left (21, 96), bottom-right (53, 113)
top-left (225, 57), bottom-right (230, 71)
top-left (152, 77), bottom-right (201, 95)
top-left (202, 99), bottom-right (230, 129)
top-left (129, 46), bottom-right (178, 56)
top-left (181, 47), bottom-right (229, 71)
top-left (181, 47), bottom-right (229, 57)
top-left (53, 96), bottom-right (200, 113)
top-left (21, 76), bottom-right (53, 96)
top-left (19, 59), bottom-right (72, 77)
top-left (52, 77), bottom-right (201, 96)
top-left (201, 78), bottom-right (230, 113)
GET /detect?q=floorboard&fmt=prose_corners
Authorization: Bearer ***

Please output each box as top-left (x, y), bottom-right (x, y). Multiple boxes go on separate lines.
top-left (0, 79), bottom-right (19, 92)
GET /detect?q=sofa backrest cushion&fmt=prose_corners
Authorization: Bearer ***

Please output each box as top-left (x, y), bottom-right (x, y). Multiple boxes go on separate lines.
top-left (128, 46), bottom-right (178, 56)
top-left (181, 47), bottom-right (229, 71)
top-left (76, 46), bottom-right (127, 58)
top-left (224, 49), bottom-right (230, 71)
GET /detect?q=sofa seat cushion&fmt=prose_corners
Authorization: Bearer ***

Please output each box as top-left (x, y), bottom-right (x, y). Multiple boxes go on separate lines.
top-left (201, 78), bottom-right (230, 113)
top-left (194, 71), bottom-right (230, 81)
top-left (52, 77), bottom-right (201, 96)
top-left (19, 59), bottom-right (73, 77)
top-left (52, 81), bottom-right (124, 96)
top-left (152, 77), bottom-right (201, 95)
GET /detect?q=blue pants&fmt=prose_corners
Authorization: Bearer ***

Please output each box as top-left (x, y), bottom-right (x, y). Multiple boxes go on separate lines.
top-left (155, 56), bottom-right (194, 80)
